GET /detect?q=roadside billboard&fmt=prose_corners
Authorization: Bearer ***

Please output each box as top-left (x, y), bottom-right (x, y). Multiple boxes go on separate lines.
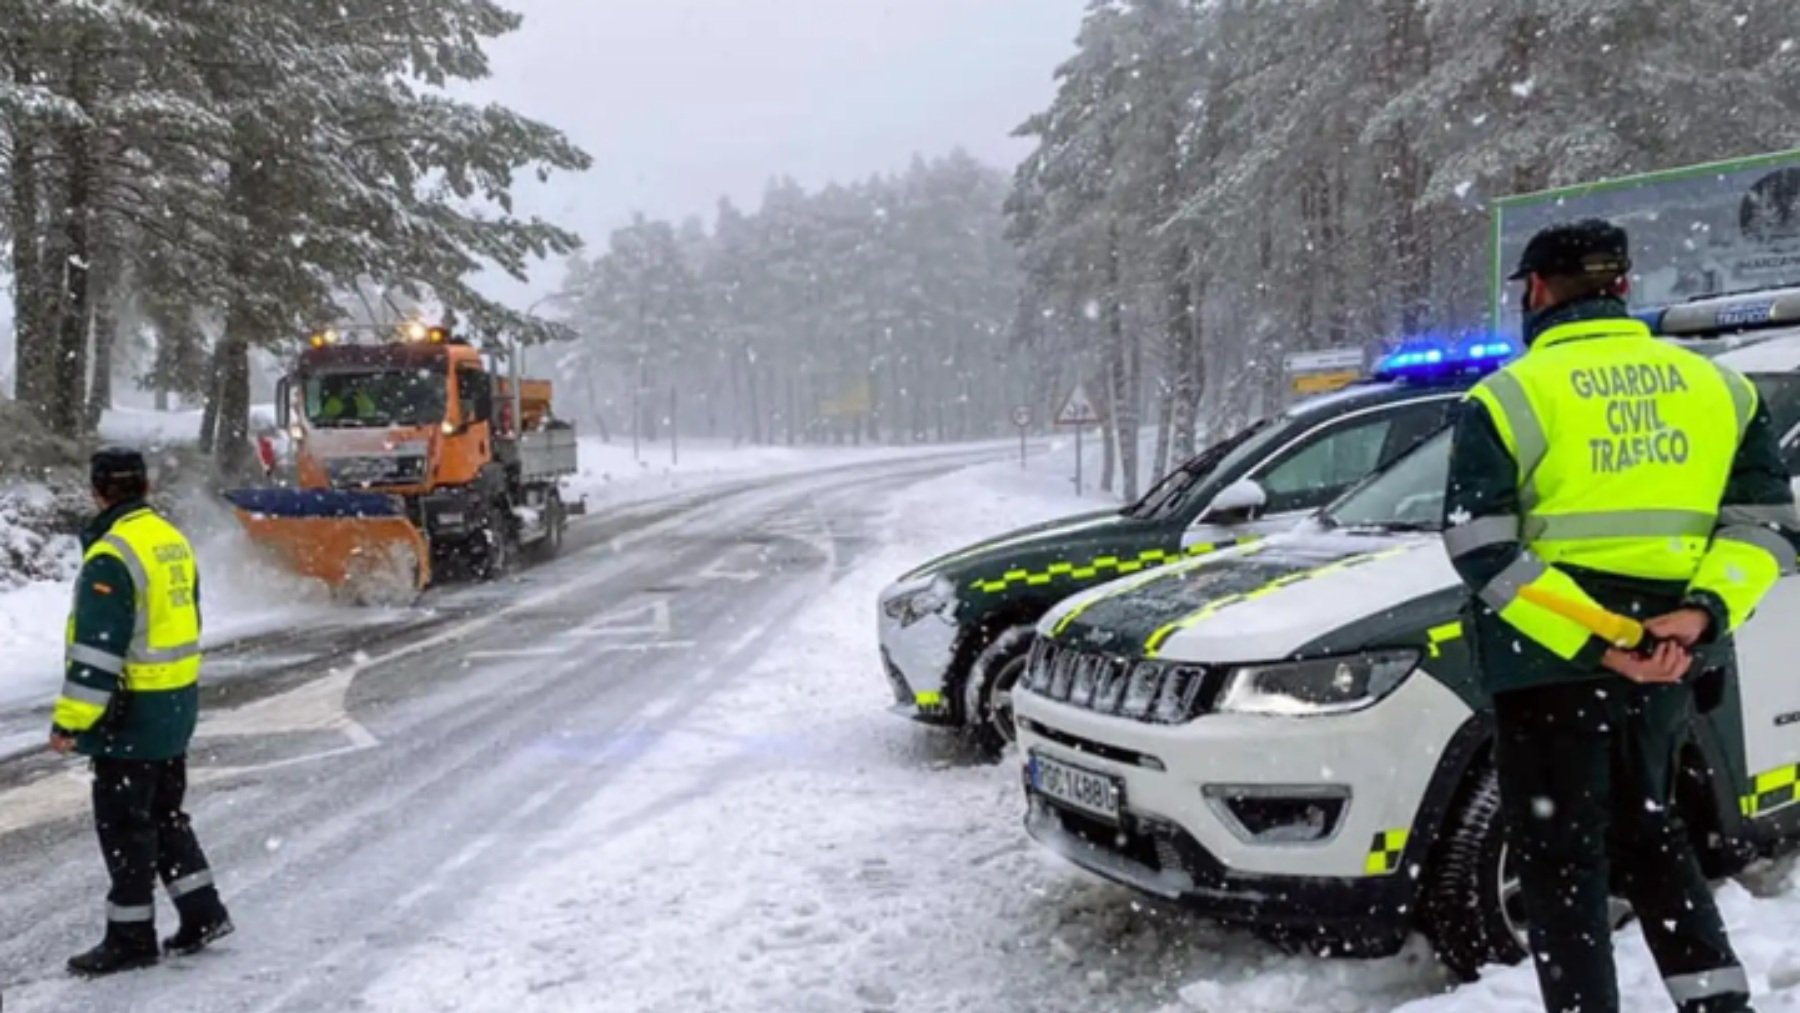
top-left (1492, 148), bottom-right (1800, 338)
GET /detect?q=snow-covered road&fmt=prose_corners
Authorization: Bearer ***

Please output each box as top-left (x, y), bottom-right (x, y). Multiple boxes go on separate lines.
top-left (7, 446), bottom-right (1800, 1011)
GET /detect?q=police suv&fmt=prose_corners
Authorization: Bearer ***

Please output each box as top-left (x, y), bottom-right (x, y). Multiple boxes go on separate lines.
top-left (1014, 289), bottom-right (1800, 977)
top-left (878, 340), bottom-right (1517, 755)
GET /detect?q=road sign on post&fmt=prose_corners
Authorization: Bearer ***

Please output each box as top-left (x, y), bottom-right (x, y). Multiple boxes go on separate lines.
top-left (1057, 384), bottom-right (1103, 496)
top-left (1055, 384), bottom-right (1102, 427)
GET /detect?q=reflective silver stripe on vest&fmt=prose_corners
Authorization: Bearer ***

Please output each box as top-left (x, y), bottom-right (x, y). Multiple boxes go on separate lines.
top-left (128, 641), bottom-right (202, 665)
top-left (67, 643), bottom-right (126, 675)
top-left (99, 533), bottom-right (154, 662)
top-left (1721, 367), bottom-right (1756, 437)
top-left (1523, 509), bottom-right (1718, 543)
top-left (167, 869), bottom-right (215, 899)
top-left (99, 526), bottom-right (200, 667)
top-left (99, 533), bottom-right (150, 597)
top-left (1720, 503), bottom-right (1800, 528)
top-left (1480, 554), bottom-right (1546, 611)
top-left (59, 680), bottom-right (113, 708)
top-left (1665, 966), bottom-right (1749, 1005)
top-left (107, 902), bottom-right (155, 924)
top-left (1481, 371), bottom-right (1548, 483)
top-left (1443, 515), bottom-right (1519, 558)
top-left (1718, 524), bottom-right (1798, 575)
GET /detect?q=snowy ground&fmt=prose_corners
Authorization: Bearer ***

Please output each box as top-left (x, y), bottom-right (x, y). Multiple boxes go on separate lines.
top-left (358, 446), bottom-right (1800, 1013)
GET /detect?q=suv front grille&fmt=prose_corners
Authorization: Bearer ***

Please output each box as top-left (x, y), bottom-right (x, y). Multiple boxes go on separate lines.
top-left (1022, 639), bottom-right (1223, 724)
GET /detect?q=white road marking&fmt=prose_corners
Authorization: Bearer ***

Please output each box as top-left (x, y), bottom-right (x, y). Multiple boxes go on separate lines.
top-left (589, 640), bottom-right (697, 654)
top-left (700, 555), bottom-right (760, 583)
top-left (463, 648), bottom-right (566, 660)
top-left (563, 597), bottom-right (672, 638)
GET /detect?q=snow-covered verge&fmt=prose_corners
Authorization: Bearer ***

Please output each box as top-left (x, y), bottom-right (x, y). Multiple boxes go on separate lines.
top-left (566, 435), bottom-right (1038, 512)
top-left (360, 444), bottom-right (1800, 1012)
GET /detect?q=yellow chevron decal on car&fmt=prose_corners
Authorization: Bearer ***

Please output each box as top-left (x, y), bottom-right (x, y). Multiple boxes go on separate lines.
top-left (1048, 540), bottom-right (1266, 636)
top-left (1742, 763), bottom-right (1799, 818)
top-left (1364, 828), bottom-right (1411, 875)
top-left (1143, 545), bottom-right (1418, 657)
top-left (1426, 621), bottom-right (1464, 658)
top-left (971, 539), bottom-right (1252, 596)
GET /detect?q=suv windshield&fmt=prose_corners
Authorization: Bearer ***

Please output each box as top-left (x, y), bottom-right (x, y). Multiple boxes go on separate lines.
top-left (303, 368), bottom-right (446, 429)
top-left (1126, 418), bottom-right (1273, 519)
top-left (1323, 429), bottom-right (1451, 532)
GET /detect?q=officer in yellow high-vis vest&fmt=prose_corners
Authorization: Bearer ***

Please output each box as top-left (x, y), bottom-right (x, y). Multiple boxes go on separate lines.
top-left (51, 449), bottom-right (233, 977)
top-left (1444, 220), bottom-right (1800, 1013)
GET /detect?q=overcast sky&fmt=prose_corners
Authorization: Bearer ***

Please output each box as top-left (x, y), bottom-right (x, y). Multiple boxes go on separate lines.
top-left (476, 0), bottom-right (1087, 302)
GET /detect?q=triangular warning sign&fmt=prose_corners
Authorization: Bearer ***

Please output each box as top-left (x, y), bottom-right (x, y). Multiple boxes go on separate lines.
top-left (1056, 384), bottom-right (1102, 426)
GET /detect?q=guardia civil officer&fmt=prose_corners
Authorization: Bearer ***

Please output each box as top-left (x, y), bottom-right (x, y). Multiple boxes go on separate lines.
top-left (1443, 219), bottom-right (1800, 1012)
top-left (52, 448), bottom-right (233, 977)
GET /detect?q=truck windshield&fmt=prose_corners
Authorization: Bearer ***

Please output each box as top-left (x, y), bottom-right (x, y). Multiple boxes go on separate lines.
top-left (1322, 429), bottom-right (1451, 532)
top-left (303, 368), bottom-right (446, 429)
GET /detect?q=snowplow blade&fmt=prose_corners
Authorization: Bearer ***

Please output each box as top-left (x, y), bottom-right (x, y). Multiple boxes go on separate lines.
top-left (224, 489), bottom-right (431, 601)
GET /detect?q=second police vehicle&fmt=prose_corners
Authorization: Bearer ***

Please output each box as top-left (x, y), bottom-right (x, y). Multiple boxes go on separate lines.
top-left (877, 339), bottom-right (1518, 754)
top-left (1013, 288), bottom-right (1800, 977)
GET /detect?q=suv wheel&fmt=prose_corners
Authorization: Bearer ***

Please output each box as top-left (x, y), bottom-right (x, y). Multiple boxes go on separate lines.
top-left (1420, 763), bottom-right (1527, 979)
top-left (1421, 762), bottom-right (1634, 980)
top-left (965, 627), bottom-right (1035, 761)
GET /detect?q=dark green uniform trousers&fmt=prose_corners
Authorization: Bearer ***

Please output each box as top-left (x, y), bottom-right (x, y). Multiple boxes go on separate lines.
top-left (1495, 680), bottom-right (1751, 1013)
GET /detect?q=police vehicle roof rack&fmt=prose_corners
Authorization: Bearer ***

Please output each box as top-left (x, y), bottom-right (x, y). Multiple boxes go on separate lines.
top-left (1639, 286), bottom-right (1800, 339)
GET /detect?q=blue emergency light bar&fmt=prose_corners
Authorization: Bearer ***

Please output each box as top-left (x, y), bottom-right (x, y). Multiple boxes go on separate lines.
top-left (1373, 335), bottom-right (1516, 382)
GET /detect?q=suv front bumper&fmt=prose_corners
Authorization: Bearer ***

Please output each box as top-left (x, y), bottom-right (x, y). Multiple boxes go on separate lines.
top-left (1014, 668), bottom-right (1476, 944)
top-left (876, 600), bottom-right (962, 727)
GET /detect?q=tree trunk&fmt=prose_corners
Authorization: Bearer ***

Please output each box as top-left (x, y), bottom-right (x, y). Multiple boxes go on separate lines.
top-left (1172, 272), bottom-right (1205, 461)
top-left (1105, 223), bottom-right (1140, 501)
top-left (211, 328), bottom-right (253, 477)
top-left (8, 54), bottom-right (49, 410)
top-left (47, 49), bottom-right (96, 439)
top-left (198, 343), bottom-right (223, 452)
top-left (85, 238), bottom-right (121, 432)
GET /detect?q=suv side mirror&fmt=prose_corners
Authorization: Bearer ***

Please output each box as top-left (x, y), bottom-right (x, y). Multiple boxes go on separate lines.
top-left (1201, 479), bottom-right (1268, 524)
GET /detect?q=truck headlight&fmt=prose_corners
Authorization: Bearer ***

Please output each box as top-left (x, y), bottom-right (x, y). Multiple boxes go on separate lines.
top-left (881, 576), bottom-right (954, 628)
top-left (1217, 650), bottom-right (1420, 717)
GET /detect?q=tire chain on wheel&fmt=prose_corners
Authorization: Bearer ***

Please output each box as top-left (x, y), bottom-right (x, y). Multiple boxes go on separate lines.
top-left (1420, 762), bottom-right (1527, 980)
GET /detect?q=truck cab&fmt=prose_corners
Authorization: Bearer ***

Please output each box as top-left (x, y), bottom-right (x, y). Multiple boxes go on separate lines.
top-left (231, 323), bottom-right (577, 598)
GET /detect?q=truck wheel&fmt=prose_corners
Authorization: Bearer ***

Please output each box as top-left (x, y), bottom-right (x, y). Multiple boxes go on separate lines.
top-left (527, 491), bottom-right (566, 563)
top-left (1419, 764), bottom-right (1527, 980)
top-left (965, 627), bottom-right (1036, 761)
top-left (474, 500), bottom-right (517, 581)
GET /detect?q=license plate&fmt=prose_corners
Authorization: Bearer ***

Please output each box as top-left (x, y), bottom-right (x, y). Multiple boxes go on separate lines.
top-left (1031, 753), bottom-right (1122, 823)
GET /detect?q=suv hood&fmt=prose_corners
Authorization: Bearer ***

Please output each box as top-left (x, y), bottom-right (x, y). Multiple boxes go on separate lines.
top-left (1040, 528), bottom-right (1460, 665)
top-left (898, 509), bottom-right (1136, 583)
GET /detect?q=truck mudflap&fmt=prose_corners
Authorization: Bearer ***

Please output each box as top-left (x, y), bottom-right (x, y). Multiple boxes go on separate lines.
top-left (224, 488), bottom-right (431, 601)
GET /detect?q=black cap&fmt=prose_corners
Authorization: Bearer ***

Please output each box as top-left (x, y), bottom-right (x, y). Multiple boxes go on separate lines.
top-left (1509, 218), bottom-right (1632, 281)
top-left (90, 447), bottom-right (147, 485)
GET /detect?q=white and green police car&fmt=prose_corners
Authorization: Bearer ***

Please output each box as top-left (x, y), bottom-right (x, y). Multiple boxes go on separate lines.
top-left (1014, 290), bottom-right (1800, 977)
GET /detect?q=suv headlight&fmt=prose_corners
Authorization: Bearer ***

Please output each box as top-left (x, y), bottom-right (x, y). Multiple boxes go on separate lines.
top-left (1217, 650), bottom-right (1420, 717)
top-left (881, 576), bottom-right (955, 628)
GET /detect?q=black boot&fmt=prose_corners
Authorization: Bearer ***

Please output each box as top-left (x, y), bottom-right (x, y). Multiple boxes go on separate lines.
top-left (68, 924), bottom-right (159, 977)
top-left (163, 898), bottom-right (232, 956)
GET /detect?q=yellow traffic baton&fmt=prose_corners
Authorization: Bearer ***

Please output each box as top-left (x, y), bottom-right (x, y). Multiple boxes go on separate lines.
top-left (1516, 585), bottom-right (1649, 650)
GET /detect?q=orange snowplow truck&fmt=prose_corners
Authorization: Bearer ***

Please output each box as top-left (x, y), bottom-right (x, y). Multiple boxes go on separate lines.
top-left (225, 323), bottom-right (580, 599)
